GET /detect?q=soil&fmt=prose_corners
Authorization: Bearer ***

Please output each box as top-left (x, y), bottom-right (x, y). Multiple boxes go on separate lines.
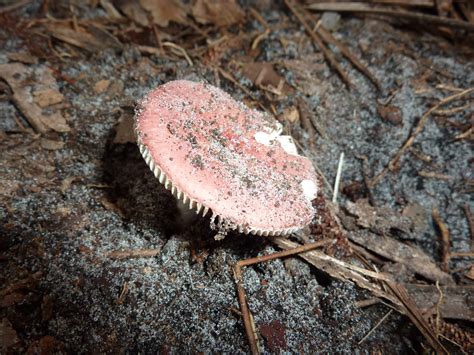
top-left (0, 1), bottom-right (473, 353)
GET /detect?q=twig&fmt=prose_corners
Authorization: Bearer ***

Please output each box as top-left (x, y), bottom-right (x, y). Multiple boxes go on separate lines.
top-left (162, 42), bottom-right (193, 66)
top-left (370, 87), bottom-right (474, 187)
top-left (432, 208), bottom-right (451, 272)
top-left (315, 25), bottom-right (382, 91)
top-left (358, 309), bottom-right (393, 344)
top-left (434, 102), bottom-right (472, 115)
top-left (0, 0), bottom-right (31, 14)
top-left (434, 281), bottom-right (444, 335)
top-left (106, 248), bottom-right (161, 259)
top-left (115, 281), bottom-right (129, 305)
top-left (464, 204), bottom-right (474, 251)
top-left (307, 2), bottom-right (474, 31)
top-left (355, 154), bottom-right (377, 206)
top-left (249, 7), bottom-right (269, 29)
top-left (384, 281), bottom-right (448, 354)
top-left (284, 0), bottom-right (354, 89)
top-left (332, 152), bottom-right (345, 203)
top-left (418, 170), bottom-right (452, 180)
top-left (234, 240), bottom-right (331, 355)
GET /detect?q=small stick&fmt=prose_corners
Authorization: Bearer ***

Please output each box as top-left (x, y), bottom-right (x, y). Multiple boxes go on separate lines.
top-left (332, 152), bottom-right (345, 203)
top-left (307, 2), bottom-right (474, 31)
top-left (234, 240), bottom-right (330, 354)
top-left (355, 297), bottom-right (381, 308)
top-left (115, 281), bottom-right (129, 305)
top-left (358, 309), bottom-right (393, 344)
top-left (249, 7), bottom-right (269, 29)
top-left (432, 208), bottom-right (451, 272)
top-left (107, 248), bottom-right (161, 259)
top-left (370, 87), bottom-right (473, 187)
top-left (284, 0), bottom-right (354, 89)
top-left (464, 204), bottom-right (474, 251)
top-left (315, 25), bottom-right (382, 91)
top-left (162, 42), bottom-right (193, 66)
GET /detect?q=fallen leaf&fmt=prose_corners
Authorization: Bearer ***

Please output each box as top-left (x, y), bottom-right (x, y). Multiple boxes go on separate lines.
top-left (40, 138), bottom-right (65, 150)
top-left (0, 63), bottom-right (70, 133)
top-left (46, 23), bottom-right (121, 52)
top-left (139, 0), bottom-right (188, 27)
top-left (33, 88), bottom-right (64, 108)
top-left (346, 199), bottom-right (414, 237)
top-left (241, 62), bottom-right (291, 95)
top-left (116, 0), bottom-right (150, 26)
top-left (192, 0), bottom-right (244, 26)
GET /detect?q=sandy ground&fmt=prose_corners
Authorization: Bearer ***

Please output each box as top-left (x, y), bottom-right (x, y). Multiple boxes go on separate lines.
top-left (1, 1), bottom-right (473, 353)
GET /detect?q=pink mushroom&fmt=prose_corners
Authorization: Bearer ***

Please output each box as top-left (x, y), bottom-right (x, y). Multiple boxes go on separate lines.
top-left (135, 80), bottom-right (318, 236)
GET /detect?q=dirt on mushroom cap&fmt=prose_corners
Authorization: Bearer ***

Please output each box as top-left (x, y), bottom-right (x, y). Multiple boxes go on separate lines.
top-left (135, 80), bottom-right (319, 234)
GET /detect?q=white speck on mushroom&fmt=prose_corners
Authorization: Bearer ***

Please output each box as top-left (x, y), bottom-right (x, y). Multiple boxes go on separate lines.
top-left (301, 179), bottom-right (318, 201)
top-left (276, 136), bottom-right (298, 156)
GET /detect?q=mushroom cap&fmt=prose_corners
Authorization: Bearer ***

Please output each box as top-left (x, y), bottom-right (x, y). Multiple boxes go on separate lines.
top-left (135, 80), bottom-right (318, 236)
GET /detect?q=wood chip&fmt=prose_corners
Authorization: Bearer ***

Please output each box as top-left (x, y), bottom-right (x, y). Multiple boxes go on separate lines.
top-left (116, 0), bottom-right (149, 26)
top-left (192, 0), bottom-right (244, 26)
top-left (140, 0), bottom-right (188, 27)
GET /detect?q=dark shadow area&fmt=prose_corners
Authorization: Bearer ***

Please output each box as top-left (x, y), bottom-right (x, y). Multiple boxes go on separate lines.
top-left (101, 138), bottom-right (270, 256)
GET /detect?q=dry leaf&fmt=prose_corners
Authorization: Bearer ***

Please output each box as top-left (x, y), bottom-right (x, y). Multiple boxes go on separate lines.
top-left (46, 23), bottom-right (121, 52)
top-left (116, 0), bottom-right (150, 26)
top-left (33, 88), bottom-right (64, 108)
top-left (0, 63), bottom-right (70, 133)
top-left (192, 0), bottom-right (244, 26)
top-left (139, 0), bottom-right (188, 27)
top-left (241, 62), bottom-right (291, 95)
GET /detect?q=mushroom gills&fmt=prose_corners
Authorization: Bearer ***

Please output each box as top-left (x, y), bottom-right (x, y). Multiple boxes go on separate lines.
top-left (138, 143), bottom-right (300, 237)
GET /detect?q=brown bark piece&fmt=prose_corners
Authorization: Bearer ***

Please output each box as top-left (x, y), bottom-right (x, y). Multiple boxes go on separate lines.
top-left (405, 284), bottom-right (474, 321)
top-left (349, 230), bottom-right (454, 285)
